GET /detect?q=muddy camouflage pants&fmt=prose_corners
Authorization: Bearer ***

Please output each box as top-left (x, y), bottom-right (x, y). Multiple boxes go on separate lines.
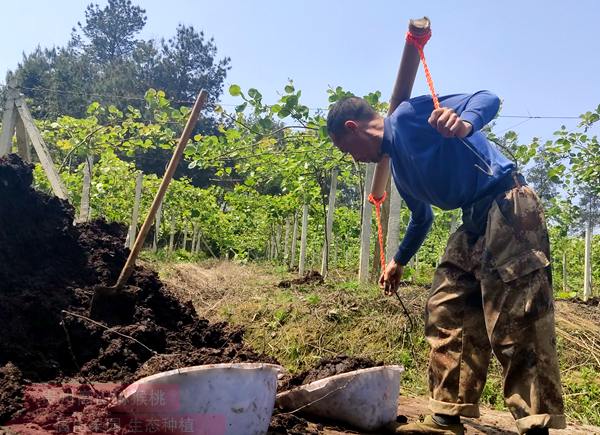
top-left (425, 184), bottom-right (566, 434)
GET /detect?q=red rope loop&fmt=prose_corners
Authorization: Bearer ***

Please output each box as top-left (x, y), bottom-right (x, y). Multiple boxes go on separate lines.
top-left (368, 192), bottom-right (388, 270)
top-left (368, 191), bottom-right (387, 207)
top-left (406, 28), bottom-right (439, 110)
top-left (405, 29), bottom-right (431, 49)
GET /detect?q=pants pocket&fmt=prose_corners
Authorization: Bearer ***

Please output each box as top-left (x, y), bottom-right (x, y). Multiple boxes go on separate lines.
top-left (495, 249), bottom-right (549, 283)
top-left (494, 249), bottom-right (553, 328)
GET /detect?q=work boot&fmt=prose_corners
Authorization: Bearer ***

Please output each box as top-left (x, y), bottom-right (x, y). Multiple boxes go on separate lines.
top-left (385, 414), bottom-right (465, 434)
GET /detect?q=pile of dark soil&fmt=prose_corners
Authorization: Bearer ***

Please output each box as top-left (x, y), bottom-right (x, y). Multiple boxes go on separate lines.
top-left (270, 355), bottom-right (383, 434)
top-left (278, 270), bottom-right (324, 288)
top-left (568, 296), bottom-right (600, 307)
top-left (277, 354), bottom-right (382, 393)
top-left (0, 155), bottom-right (275, 432)
top-left (268, 412), bottom-right (320, 434)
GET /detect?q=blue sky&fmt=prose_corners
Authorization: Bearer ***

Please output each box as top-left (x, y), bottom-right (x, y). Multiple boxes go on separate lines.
top-left (1, 0), bottom-right (599, 143)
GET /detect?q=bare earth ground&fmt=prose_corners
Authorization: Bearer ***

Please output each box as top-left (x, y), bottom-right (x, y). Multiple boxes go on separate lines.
top-left (158, 260), bottom-right (600, 435)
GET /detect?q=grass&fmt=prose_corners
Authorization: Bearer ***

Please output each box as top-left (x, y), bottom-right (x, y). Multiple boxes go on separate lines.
top-left (154, 258), bottom-right (600, 426)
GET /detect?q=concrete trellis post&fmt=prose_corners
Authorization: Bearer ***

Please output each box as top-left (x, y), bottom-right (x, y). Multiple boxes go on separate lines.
top-left (321, 168), bottom-right (338, 277)
top-left (583, 219), bottom-right (593, 301)
top-left (283, 217), bottom-right (290, 262)
top-left (152, 200), bottom-right (163, 252)
top-left (15, 117), bottom-right (31, 162)
top-left (126, 171), bottom-right (143, 249)
top-left (168, 214), bottom-right (176, 253)
top-left (182, 225), bottom-right (189, 251)
top-left (276, 224), bottom-right (282, 261)
top-left (76, 155), bottom-right (94, 224)
top-left (299, 203), bottom-right (309, 276)
top-left (562, 250), bottom-right (568, 293)
top-left (359, 164), bottom-right (375, 282)
top-left (195, 229), bottom-right (202, 254)
top-left (385, 183), bottom-right (403, 264)
top-left (290, 211), bottom-right (299, 269)
top-left (191, 224), bottom-right (197, 254)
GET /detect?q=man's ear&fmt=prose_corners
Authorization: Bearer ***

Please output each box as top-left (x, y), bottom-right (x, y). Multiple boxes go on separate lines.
top-left (344, 120), bottom-right (359, 132)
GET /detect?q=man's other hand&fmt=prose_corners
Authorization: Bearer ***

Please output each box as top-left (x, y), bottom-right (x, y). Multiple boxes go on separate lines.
top-left (428, 107), bottom-right (473, 138)
top-left (379, 259), bottom-right (404, 296)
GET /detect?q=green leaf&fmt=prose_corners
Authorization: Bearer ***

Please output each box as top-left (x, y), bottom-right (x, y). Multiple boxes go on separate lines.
top-left (258, 118), bottom-right (273, 129)
top-left (229, 84), bottom-right (242, 96)
top-left (319, 125), bottom-right (329, 139)
top-left (285, 94), bottom-right (298, 107)
top-left (284, 84), bottom-right (295, 94)
top-left (247, 88), bottom-right (261, 99)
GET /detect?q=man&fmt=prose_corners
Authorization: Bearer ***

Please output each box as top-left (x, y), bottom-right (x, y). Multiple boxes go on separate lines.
top-left (326, 92), bottom-right (565, 435)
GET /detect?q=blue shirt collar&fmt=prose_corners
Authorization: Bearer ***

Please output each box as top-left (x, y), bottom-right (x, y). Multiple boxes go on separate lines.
top-left (381, 116), bottom-right (393, 155)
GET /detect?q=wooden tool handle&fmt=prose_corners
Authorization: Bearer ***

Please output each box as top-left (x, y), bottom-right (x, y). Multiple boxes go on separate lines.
top-left (371, 17), bottom-right (430, 199)
top-left (115, 89), bottom-right (208, 288)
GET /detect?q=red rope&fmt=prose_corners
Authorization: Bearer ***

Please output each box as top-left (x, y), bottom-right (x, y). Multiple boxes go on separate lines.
top-left (368, 192), bottom-right (388, 271)
top-left (406, 28), bottom-right (439, 110)
top-left (369, 27), bottom-right (436, 274)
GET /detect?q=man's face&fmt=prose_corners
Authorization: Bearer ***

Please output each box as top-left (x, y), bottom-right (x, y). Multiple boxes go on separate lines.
top-left (330, 121), bottom-right (382, 163)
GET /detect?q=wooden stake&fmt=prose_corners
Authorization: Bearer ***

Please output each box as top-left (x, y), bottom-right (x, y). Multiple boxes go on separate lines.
top-left (112, 89), bottom-right (208, 289)
top-left (16, 99), bottom-right (68, 199)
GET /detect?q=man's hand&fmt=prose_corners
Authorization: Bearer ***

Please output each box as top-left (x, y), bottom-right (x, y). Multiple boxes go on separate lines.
top-left (379, 259), bottom-right (404, 296)
top-left (428, 107), bottom-right (472, 138)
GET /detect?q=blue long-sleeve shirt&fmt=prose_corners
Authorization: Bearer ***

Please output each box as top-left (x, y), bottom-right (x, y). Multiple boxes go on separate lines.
top-left (380, 91), bottom-right (515, 265)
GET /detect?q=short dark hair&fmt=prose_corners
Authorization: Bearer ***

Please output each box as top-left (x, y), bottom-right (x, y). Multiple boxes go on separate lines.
top-left (326, 97), bottom-right (378, 137)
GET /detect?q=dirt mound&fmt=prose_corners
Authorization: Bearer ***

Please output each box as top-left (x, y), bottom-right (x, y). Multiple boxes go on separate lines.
top-left (278, 270), bottom-right (324, 288)
top-left (0, 155), bottom-right (274, 431)
top-left (568, 296), bottom-right (600, 307)
top-left (278, 354), bottom-right (382, 393)
top-left (268, 412), bottom-right (319, 434)
top-left (0, 363), bottom-right (24, 423)
top-left (269, 355), bottom-right (382, 433)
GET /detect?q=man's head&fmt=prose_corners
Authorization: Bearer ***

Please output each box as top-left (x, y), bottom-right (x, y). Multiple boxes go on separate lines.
top-left (327, 97), bottom-right (385, 163)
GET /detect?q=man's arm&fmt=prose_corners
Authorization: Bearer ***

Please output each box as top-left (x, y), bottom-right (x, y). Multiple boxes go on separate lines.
top-left (393, 188), bottom-right (434, 266)
top-left (454, 90), bottom-right (500, 134)
top-left (428, 91), bottom-right (501, 138)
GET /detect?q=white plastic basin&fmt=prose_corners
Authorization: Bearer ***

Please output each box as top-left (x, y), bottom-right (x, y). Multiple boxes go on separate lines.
top-left (276, 365), bottom-right (404, 431)
top-left (111, 362), bottom-right (282, 435)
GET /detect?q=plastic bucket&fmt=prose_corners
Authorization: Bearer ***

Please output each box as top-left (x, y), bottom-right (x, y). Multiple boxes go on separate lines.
top-left (111, 362), bottom-right (282, 435)
top-left (276, 365), bottom-right (404, 431)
